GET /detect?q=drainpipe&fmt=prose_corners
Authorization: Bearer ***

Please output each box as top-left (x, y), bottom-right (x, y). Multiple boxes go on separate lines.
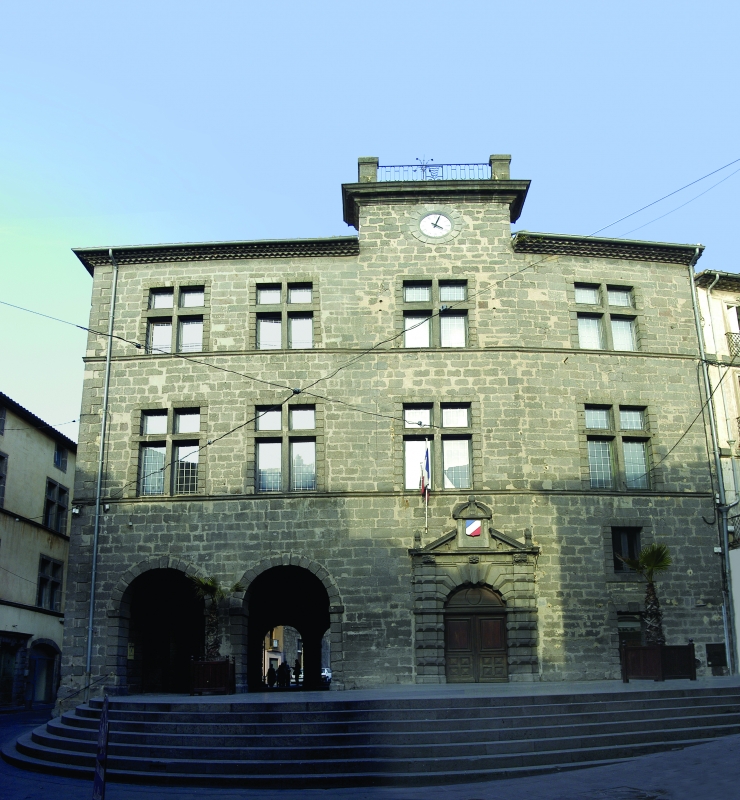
top-left (84, 249), bottom-right (119, 700)
top-left (689, 250), bottom-right (737, 673)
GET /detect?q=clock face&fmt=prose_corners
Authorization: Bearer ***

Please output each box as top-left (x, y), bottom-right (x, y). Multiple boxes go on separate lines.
top-left (419, 213), bottom-right (452, 238)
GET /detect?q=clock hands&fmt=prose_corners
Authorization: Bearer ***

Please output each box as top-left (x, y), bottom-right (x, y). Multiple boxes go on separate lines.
top-left (431, 216), bottom-right (443, 230)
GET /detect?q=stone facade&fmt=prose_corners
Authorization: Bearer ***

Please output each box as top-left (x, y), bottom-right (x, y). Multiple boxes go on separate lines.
top-left (59, 156), bottom-right (726, 697)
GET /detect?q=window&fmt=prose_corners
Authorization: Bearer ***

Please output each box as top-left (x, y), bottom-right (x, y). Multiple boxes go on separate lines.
top-left (612, 527), bottom-right (642, 572)
top-left (439, 281), bottom-right (467, 302)
top-left (53, 443), bottom-right (68, 472)
top-left (139, 445), bottom-right (166, 495)
top-left (37, 556), bottom-right (63, 611)
top-left (290, 440), bottom-right (316, 490)
top-left (401, 278), bottom-right (472, 348)
top-left (404, 438), bottom-right (430, 491)
top-left (404, 314), bottom-right (431, 347)
top-left (180, 287), bottom-right (204, 307)
top-left (574, 283), bottom-right (638, 351)
top-left (404, 282), bottom-right (432, 303)
top-left (255, 404), bottom-right (318, 492)
top-left (174, 444), bottom-right (199, 494)
top-left (142, 411), bottom-right (168, 435)
top-left (258, 284), bottom-right (281, 304)
top-left (43, 480), bottom-right (69, 533)
top-left (144, 284), bottom-right (208, 354)
top-left (288, 313), bottom-right (313, 349)
top-left (288, 283), bottom-right (312, 304)
top-left (147, 320), bottom-right (172, 354)
top-left (149, 289), bottom-right (174, 309)
top-left (178, 318), bottom-right (203, 352)
top-left (253, 281), bottom-right (317, 349)
top-left (585, 404), bottom-right (650, 490)
top-left (257, 440), bottom-right (282, 491)
top-left (257, 314), bottom-right (282, 349)
top-left (0, 452), bottom-right (6, 508)
top-left (440, 313), bottom-right (467, 347)
top-left (443, 438), bottom-right (471, 488)
top-left (577, 315), bottom-right (604, 349)
top-left (611, 317), bottom-right (636, 352)
top-left (256, 407), bottom-right (282, 430)
top-left (0, 406), bottom-right (5, 435)
top-left (136, 406), bottom-right (204, 496)
top-left (575, 283), bottom-right (600, 305)
top-left (403, 402), bottom-right (472, 490)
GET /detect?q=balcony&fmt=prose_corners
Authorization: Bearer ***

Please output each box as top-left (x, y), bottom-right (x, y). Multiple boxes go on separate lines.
top-left (727, 332), bottom-right (740, 357)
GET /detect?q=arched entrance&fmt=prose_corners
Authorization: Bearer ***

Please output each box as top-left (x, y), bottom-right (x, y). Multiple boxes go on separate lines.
top-left (444, 585), bottom-right (508, 683)
top-left (246, 566), bottom-right (330, 691)
top-left (125, 569), bottom-right (204, 693)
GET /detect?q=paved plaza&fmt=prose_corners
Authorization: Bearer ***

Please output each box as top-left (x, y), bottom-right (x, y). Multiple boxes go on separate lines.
top-left (3, 680), bottom-right (740, 800)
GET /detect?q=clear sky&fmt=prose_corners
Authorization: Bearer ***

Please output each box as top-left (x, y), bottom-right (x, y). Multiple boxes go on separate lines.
top-left (1, 1), bottom-right (738, 442)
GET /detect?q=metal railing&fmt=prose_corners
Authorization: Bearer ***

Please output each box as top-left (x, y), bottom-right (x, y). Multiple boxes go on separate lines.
top-left (377, 163), bottom-right (491, 182)
top-left (727, 332), bottom-right (740, 357)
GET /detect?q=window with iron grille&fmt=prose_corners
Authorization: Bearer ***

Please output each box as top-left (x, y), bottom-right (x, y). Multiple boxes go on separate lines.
top-left (584, 404), bottom-right (650, 490)
top-left (43, 479), bottom-right (69, 533)
top-left (37, 555), bottom-right (63, 611)
top-left (139, 445), bottom-right (166, 495)
top-left (174, 443), bottom-right (199, 494)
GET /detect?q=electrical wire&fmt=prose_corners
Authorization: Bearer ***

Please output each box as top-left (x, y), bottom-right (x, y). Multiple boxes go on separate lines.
top-left (588, 157), bottom-right (740, 236)
top-left (621, 166), bottom-right (740, 236)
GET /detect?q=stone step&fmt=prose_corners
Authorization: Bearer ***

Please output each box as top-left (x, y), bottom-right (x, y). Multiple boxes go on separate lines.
top-left (29, 720), bottom-right (740, 764)
top-left (45, 708), bottom-right (740, 747)
top-left (5, 685), bottom-right (740, 787)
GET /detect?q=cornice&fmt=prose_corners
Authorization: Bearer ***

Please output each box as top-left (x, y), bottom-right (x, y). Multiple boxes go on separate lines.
top-left (694, 270), bottom-right (740, 292)
top-left (512, 231), bottom-right (703, 266)
top-left (341, 180), bottom-right (531, 229)
top-left (73, 237), bottom-right (361, 276)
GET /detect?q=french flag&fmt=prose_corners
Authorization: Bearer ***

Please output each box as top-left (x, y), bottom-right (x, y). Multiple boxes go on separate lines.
top-left (420, 440), bottom-right (431, 501)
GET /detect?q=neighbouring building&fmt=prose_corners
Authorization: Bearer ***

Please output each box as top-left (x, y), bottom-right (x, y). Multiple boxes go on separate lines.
top-left (0, 393), bottom-right (76, 705)
top-left (694, 271), bottom-right (740, 672)
top-left (59, 155), bottom-right (728, 698)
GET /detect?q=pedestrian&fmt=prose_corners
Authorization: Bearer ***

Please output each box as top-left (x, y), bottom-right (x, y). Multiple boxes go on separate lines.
top-left (294, 658), bottom-right (301, 686)
top-left (267, 663), bottom-right (276, 688)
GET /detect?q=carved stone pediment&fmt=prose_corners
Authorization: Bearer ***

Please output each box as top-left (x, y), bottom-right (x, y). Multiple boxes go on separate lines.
top-left (452, 496), bottom-right (492, 520)
top-left (410, 525), bottom-right (538, 556)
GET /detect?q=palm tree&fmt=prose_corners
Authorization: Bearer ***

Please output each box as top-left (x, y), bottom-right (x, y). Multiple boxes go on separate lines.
top-left (189, 576), bottom-right (244, 660)
top-left (618, 542), bottom-right (672, 645)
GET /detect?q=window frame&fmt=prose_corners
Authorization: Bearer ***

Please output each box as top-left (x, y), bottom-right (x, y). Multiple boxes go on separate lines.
top-left (572, 282), bottom-right (639, 352)
top-left (142, 282), bottom-right (210, 355)
top-left (251, 402), bottom-right (323, 493)
top-left (0, 451), bottom-right (7, 508)
top-left (131, 403), bottom-right (207, 498)
top-left (43, 479), bottom-right (69, 534)
top-left (398, 277), bottom-right (475, 348)
top-left (53, 443), bottom-right (68, 472)
top-left (37, 555), bottom-right (63, 611)
top-left (399, 400), bottom-right (476, 492)
top-left (582, 403), bottom-right (653, 491)
top-left (251, 279), bottom-right (320, 350)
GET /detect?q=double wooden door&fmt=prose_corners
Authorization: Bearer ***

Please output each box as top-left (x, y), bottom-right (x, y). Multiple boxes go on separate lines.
top-left (445, 612), bottom-right (507, 683)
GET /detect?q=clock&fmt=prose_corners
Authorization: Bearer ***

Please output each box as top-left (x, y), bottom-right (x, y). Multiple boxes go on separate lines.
top-left (419, 213), bottom-right (452, 238)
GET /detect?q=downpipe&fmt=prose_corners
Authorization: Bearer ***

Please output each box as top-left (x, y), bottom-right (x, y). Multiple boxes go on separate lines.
top-left (689, 249), bottom-right (737, 673)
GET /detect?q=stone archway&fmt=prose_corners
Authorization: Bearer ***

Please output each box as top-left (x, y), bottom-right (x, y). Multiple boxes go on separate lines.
top-left (444, 585), bottom-right (507, 683)
top-left (238, 556), bottom-right (343, 691)
top-left (107, 558), bottom-right (207, 695)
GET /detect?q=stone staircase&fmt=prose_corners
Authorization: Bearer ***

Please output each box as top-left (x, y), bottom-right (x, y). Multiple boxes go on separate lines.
top-left (4, 685), bottom-right (740, 787)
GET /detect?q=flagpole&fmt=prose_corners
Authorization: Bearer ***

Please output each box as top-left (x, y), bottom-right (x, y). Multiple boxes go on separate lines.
top-left (424, 439), bottom-right (429, 536)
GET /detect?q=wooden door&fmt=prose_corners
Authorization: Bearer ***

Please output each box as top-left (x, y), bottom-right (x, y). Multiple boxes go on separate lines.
top-left (444, 585), bottom-right (507, 683)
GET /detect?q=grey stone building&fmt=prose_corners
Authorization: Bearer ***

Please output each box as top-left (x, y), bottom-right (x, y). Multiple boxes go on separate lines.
top-left (59, 156), bottom-right (726, 696)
